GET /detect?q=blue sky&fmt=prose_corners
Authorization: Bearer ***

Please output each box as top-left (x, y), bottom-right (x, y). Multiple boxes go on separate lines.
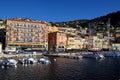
top-left (0, 0), bottom-right (120, 22)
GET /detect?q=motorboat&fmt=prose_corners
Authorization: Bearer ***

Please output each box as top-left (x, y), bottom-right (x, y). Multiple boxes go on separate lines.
top-left (1, 58), bottom-right (17, 68)
top-left (18, 58), bottom-right (37, 64)
top-left (38, 58), bottom-right (51, 64)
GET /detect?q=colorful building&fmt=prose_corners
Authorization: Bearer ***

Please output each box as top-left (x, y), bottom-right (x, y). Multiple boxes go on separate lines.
top-left (87, 36), bottom-right (103, 50)
top-left (58, 27), bottom-right (77, 36)
top-left (66, 36), bottom-right (84, 50)
top-left (5, 19), bottom-right (48, 51)
top-left (48, 32), bottom-right (67, 52)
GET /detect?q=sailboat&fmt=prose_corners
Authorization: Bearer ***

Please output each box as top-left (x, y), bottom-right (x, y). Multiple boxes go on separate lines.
top-left (81, 23), bottom-right (104, 59)
top-left (104, 18), bottom-right (120, 57)
top-left (87, 23), bottom-right (102, 52)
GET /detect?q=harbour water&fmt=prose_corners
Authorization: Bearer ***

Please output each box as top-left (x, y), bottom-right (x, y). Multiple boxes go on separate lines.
top-left (0, 57), bottom-right (120, 80)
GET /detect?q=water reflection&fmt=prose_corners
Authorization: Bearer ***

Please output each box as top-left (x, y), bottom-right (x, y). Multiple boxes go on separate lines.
top-left (0, 57), bottom-right (120, 80)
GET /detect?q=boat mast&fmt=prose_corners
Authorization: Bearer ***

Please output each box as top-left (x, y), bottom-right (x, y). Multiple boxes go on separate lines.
top-left (88, 23), bottom-right (91, 49)
top-left (107, 18), bottom-right (110, 50)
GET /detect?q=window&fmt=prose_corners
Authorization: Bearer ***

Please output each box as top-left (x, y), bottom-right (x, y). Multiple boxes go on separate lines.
top-left (35, 39), bottom-right (39, 42)
top-left (31, 25), bottom-right (33, 28)
top-left (17, 23), bottom-right (19, 26)
top-left (28, 24), bottom-right (31, 28)
top-left (15, 33), bottom-right (18, 36)
top-left (8, 32), bottom-right (12, 36)
top-left (25, 38), bottom-right (27, 42)
top-left (8, 23), bottom-right (13, 26)
top-left (38, 30), bottom-right (41, 32)
top-left (27, 38), bottom-right (32, 42)
top-left (15, 38), bottom-right (19, 41)
top-left (16, 28), bottom-right (19, 31)
top-left (24, 24), bottom-right (26, 27)
top-left (44, 26), bottom-right (46, 29)
top-left (8, 38), bottom-right (12, 42)
top-left (34, 25), bottom-right (37, 28)
top-left (9, 27), bottom-right (12, 31)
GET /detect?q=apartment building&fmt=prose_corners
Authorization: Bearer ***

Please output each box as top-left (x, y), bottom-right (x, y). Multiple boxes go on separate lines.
top-left (5, 19), bottom-right (48, 51)
top-left (66, 36), bottom-right (84, 50)
top-left (58, 27), bottom-right (77, 36)
top-left (87, 36), bottom-right (103, 50)
top-left (48, 32), bottom-right (67, 52)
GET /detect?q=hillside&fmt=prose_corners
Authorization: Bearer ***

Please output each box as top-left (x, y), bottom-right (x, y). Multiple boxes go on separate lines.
top-left (52, 11), bottom-right (120, 29)
top-left (50, 19), bottom-right (89, 28)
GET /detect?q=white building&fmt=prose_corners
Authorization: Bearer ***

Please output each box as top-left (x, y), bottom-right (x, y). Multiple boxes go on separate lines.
top-left (0, 43), bottom-right (2, 53)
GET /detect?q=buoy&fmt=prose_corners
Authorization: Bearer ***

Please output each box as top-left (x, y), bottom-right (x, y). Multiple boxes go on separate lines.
top-left (2, 66), bottom-right (4, 68)
top-left (54, 59), bottom-right (56, 61)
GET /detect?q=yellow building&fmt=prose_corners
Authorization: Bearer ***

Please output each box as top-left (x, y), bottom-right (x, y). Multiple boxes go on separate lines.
top-left (67, 36), bottom-right (84, 50)
top-left (102, 37), bottom-right (109, 49)
top-left (88, 36), bottom-right (103, 50)
top-left (67, 37), bottom-right (75, 49)
top-left (0, 25), bottom-right (5, 29)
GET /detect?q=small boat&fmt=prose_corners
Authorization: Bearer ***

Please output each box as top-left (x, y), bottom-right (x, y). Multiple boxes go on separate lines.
top-left (18, 58), bottom-right (37, 64)
top-left (81, 52), bottom-right (104, 59)
top-left (38, 58), bottom-right (51, 64)
top-left (1, 58), bottom-right (17, 68)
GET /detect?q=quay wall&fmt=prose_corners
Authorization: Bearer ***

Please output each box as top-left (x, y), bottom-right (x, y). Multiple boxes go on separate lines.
top-left (0, 53), bottom-right (43, 58)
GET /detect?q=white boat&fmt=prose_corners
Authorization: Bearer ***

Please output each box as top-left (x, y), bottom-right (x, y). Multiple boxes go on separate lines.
top-left (28, 58), bottom-right (37, 64)
top-left (1, 58), bottom-right (17, 68)
top-left (38, 58), bottom-right (51, 64)
top-left (18, 58), bottom-right (37, 64)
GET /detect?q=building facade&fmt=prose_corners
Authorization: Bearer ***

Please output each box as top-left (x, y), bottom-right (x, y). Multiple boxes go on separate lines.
top-left (0, 43), bottom-right (2, 53)
top-left (5, 19), bottom-right (48, 51)
top-left (66, 36), bottom-right (84, 50)
top-left (48, 32), bottom-right (67, 52)
top-left (87, 36), bottom-right (103, 50)
top-left (58, 27), bottom-right (77, 36)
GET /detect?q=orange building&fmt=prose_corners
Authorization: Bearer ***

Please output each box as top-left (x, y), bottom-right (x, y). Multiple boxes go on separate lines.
top-left (5, 19), bottom-right (48, 50)
top-left (46, 25), bottom-right (59, 49)
top-left (48, 32), bottom-right (67, 52)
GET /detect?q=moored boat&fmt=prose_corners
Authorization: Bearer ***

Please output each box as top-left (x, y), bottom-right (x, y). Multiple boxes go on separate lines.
top-left (0, 58), bottom-right (17, 68)
top-left (38, 58), bottom-right (51, 64)
top-left (81, 52), bottom-right (104, 59)
top-left (18, 58), bottom-right (37, 64)
top-left (104, 51), bottom-right (120, 57)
